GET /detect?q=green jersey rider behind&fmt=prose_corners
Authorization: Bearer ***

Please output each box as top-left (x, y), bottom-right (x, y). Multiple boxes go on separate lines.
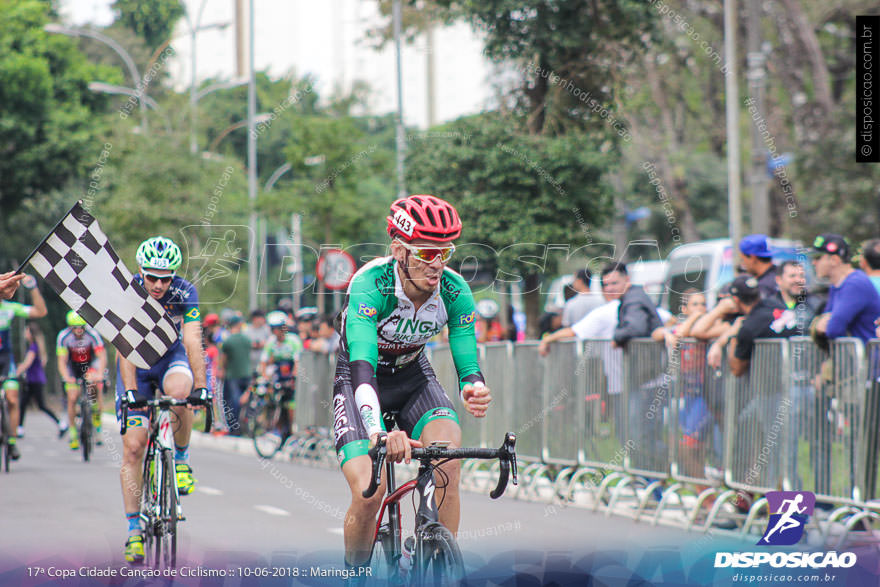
top-left (334, 194), bottom-right (492, 572)
top-left (259, 310), bottom-right (303, 433)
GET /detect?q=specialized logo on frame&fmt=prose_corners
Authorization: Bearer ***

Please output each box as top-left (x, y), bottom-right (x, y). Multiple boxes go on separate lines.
top-left (758, 491), bottom-right (815, 546)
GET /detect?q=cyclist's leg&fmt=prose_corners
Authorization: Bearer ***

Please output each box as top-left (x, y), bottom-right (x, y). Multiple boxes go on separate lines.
top-left (2, 373), bottom-right (21, 457)
top-left (160, 346), bottom-right (196, 493)
top-left (65, 381), bottom-right (80, 447)
top-left (417, 418), bottom-right (462, 532)
top-left (116, 370), bottom-right (151, 546)
top-left (334, 354), bottom-right (384, 567)
top-left (341, 455), bottom-right (385, 566)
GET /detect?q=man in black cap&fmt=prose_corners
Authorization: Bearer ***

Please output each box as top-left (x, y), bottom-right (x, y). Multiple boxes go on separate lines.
top-left (739, 234), bottom-right (778, 298)
top-left (726, 275), bottom-right (798, 376)
top-left (811, 233), bottom-right (880, 344)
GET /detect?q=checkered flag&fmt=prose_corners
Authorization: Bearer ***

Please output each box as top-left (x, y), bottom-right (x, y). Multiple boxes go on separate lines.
top-left (22, 202), bottom-right (178, 369)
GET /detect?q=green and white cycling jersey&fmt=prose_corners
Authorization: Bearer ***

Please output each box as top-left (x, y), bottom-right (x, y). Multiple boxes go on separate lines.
top-left (339, 256), bottom-right (481, 391)
top-left (261, 333), bottom-right (303, 380)
top-left (0, 301), bottom-right (31, 356)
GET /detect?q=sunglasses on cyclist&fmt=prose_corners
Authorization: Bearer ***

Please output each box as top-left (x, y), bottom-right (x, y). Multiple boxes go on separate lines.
top-left (397, 240), bottom-right (456, 264)
top-left (143, 272), bottom-right (174, 285)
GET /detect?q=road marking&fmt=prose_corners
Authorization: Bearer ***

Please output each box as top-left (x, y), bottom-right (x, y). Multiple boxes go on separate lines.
top-left (198, 486), bottom-right (224, 496)
top-left (254, 505), bottom-right (290, 517)
top-left (328, 528), bottom-right (344, 536)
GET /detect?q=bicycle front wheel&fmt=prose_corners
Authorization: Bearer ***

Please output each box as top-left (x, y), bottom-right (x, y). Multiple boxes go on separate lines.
top-left (161, 450), bottom-right (178, 568)
top-left (1, 400), bottom-right (9, 473)
top-left (79, 398), bottom-right (92, 462)
top-left (415, 522), bottom-right (464, 586)
top-left (369, 525), bottom-right (399, 583)
top-left (141, 451), bottom-right (158, 567)
top-left (251, 399), bottom-right (283, 459)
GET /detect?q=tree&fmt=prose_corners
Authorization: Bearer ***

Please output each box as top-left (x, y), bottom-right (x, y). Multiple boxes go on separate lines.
top-left (0, 0), bottom-right (121, 234)
top-left (405, 112), bottom-right (614, 336)
top-left (112, 0), bottom-right (184, 50)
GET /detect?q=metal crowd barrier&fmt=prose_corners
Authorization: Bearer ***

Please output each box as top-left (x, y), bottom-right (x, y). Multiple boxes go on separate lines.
top-left (292, 335), bottom-right (880, 544)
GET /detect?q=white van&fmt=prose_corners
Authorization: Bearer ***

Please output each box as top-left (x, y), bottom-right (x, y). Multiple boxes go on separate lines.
top-left (659, 238), bottom-right (814, 312)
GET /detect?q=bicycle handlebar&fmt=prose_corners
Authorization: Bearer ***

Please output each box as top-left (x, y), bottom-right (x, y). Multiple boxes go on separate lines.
top-left (362, 432), bottom-right (517, 500)
top-left (119, 391), bottom-right (213, 435)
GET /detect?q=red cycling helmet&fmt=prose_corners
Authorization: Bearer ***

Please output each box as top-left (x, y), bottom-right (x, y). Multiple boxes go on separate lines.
top-left (386, 195), bottom-right (462, 242)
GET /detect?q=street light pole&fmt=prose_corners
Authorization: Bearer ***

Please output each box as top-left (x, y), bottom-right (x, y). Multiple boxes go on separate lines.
top-left (247, 0), bottom-right (259, 312)
top-left (392, 0), bottom-right (407, 198)
top-left (44, 24), bottom-right (148, 132)
top-left (724, 0), bottom-right (742, 249)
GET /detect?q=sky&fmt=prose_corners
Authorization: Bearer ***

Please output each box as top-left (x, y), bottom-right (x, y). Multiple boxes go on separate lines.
top-left (58, 0), bottom-right (497, 128)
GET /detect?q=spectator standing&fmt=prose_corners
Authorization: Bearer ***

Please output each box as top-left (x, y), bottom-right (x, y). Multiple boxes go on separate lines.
top-left (726, 275), bottom-right (799, 489)
top-left (811, 234), bottom-right (880, 344)
top-left (309, 315), bottom-right (341, 354)
top-left (246, 309), bottom-right (271, 368)
top-left (220, 314), bottom-right (252, 435)
top-left (561, 269), bottom-right (604, 327)
top-left (16, 322), bottom-right (62, 435)
top-left (775, 260), bottom-right (821, 334)
top-left (858, 238), bottom-right (880, 295)
top-left (474, 299), bottom-right (505, 343)
top-left (604, 262), bottom-right (663, 348)
top-left (739, 234), bottom-right (778, 298)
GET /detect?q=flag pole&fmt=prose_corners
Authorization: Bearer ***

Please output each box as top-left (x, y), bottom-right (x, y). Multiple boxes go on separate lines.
top-left (15, 200), bottom-right (85, 274)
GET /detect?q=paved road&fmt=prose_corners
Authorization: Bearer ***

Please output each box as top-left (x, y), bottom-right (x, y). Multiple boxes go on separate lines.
top-left (1, 412), bottom-right (746, 584)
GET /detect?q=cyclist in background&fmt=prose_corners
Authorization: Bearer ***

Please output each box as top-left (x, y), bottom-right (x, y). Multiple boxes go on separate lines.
top-left (116, 237), bottom-right (208, 564)
top-left (334, 195), bottom-right (492, 572)
top-left (57, 311), bottom-right (107, 450)
top-left (0, 274), bottom-right (47, 460)
top-left (259, 311), bottom-right (303, 432)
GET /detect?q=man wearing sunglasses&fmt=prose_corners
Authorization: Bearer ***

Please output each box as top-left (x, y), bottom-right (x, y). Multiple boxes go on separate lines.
top-left (333, 194), bottom-right (492, 572)
top-left (115, 236), bottom-right (209, 565)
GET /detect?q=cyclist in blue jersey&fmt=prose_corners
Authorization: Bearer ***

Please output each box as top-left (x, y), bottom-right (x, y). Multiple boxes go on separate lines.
top-left (0, 274), bottom-right (47, 460)
top-left (334, 195), bottom-right (492, 571)
top-left (116, 237), bottom-right (209, 564)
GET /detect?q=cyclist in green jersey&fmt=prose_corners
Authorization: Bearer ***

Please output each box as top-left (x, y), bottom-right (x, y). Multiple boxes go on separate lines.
top-left (333, 195), bottom-right (492, 571)
top-left (0, 274), bottom-right (47, 460)
top-left (259, 311), bottom-right (303, 429)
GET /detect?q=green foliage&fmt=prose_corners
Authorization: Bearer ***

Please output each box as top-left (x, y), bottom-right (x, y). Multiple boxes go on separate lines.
top-left (0, 0), bottom-right (121, 227)
top-left (434, 0), bottom-right (656, 136)
top-left (270, 114), bottom-right (390, 247)
top-left (405, 112), bottom-right (614, 284)
top-left (112, 0), bottom-right (184, 50)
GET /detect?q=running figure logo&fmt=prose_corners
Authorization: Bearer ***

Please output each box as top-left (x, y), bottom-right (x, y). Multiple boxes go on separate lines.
top-left (758, 491), bottom-right (815, 546)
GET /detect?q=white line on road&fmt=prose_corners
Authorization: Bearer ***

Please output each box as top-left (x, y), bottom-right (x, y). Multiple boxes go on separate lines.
top-left (254, 505), bottom-right (290, 517)
top-left (197, 486), bottom-right (224, 496)
top-left (327, 528), bottom-right (344, 536)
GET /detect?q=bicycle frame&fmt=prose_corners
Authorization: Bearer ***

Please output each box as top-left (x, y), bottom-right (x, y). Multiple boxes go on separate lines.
top-left (371, 454), bottom-right (444, 558)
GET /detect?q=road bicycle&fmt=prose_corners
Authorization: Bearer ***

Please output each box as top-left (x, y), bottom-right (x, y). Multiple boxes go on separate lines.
top-left (248, 377), bottom-right (295, 459)
top-left (363, 431), bottom-right (518, 584)
top-left (120, 389), bottom-right (213, 569)
top-left (75, 378), bottom-right (97, 462)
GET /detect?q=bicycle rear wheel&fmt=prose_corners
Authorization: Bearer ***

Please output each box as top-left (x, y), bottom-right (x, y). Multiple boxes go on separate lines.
top-left (79, 397), bottom-right (92, 462)
top-left (415, 522), bottom-right (464, 586)
top-left (161, 449), bottom-right (178, 568)
top-left (251, 399), bottom-right (283, 459)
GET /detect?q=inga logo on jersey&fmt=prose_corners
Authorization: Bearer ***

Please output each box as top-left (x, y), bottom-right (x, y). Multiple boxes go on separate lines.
top-left (395, 318), bottom-right (438, 336)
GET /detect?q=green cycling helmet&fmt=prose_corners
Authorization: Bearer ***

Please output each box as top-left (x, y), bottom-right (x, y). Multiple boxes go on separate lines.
top-left (136, 236), bottom-right (182, 271)
top-left (66, 310), bottom-right (87, 327)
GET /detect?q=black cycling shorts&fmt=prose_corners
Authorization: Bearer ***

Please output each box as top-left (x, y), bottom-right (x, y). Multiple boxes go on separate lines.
top-left (332, 348), bottom-right (459, 467)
